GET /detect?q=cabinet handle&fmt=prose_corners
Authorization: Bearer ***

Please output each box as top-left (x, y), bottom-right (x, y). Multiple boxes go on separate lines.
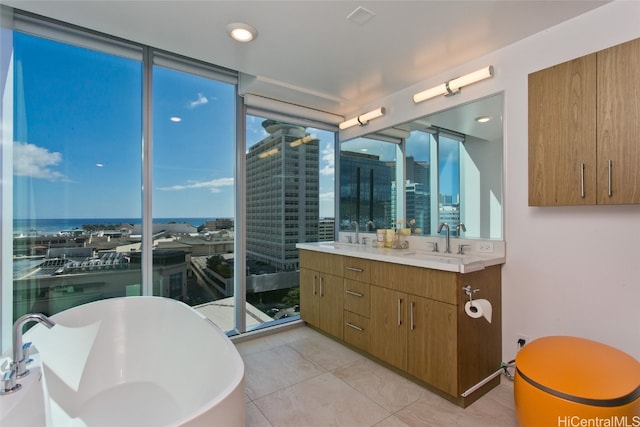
top-left (397, 298), bottom-right (402, 326)
top-left (346, 322), bottom-right (363, 332)
top-left (313, 275), bottom-right (317, 296)
top-left (608, 160), bottom-right (612, 197)
top-left (580, 163), bottom-right (585, 198)
top-left (345, 290), bottom-right (363, 297)
top-left (345, 266), bottom-right (364, 272)
top-left (410, 301), bottom-right (415, 331)
top-left (320, 276), bottom-right (324, 297)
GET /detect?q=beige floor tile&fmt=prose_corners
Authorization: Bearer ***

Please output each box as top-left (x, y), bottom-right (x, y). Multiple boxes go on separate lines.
top-left (333, 358), bottom-right (425, 412)
top-left (393, 390), bottom-right (461, 426)
top-left (254, 372), bottom-right (391, 427)
top-left (374, 415), bottom-right (412, 427)
top-left (243, 344), bottom-right (325, 400)
top-left (290, 331), bottom-right (363, 370)
top-left (245, 401), bottom-right (273, 427)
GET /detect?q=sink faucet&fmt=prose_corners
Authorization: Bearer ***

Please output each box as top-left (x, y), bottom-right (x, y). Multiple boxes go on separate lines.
top-left (13, 313), bottom-right (56, 378)
top-left (2, 313), bottom-right (56, 394)
top-left (437, 222), bottom-right (451, 253)
top-left (351, 221), bottom-right (359, 244)
top-left (456, 222), bottom-right (466, 236)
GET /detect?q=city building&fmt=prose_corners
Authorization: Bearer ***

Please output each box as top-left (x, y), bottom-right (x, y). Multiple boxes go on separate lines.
top-left (245, 120), bottom-right (319, 271)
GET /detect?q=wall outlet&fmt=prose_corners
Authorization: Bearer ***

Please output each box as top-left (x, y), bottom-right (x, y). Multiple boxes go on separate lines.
top-left (516, 334), bottom-right (529, 352)
top-left (477, 241), bottom-right (494, 253)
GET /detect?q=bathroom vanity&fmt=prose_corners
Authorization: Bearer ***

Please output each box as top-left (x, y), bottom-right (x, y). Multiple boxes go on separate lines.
top-left (297, 242), bottom-right (504, 408)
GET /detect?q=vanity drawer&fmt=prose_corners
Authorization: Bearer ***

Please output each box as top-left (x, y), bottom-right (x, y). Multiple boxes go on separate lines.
top-left (344, 311), bottom-right (369, 352)
top-left (344, 279), bottom-right (370, 317)
top-left (343, 257), bottom-right (371, 282)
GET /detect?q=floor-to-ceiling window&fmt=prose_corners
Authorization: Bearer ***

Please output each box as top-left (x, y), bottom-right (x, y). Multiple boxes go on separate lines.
top-left (12, 29), bottom-right (144, 319)
top-left (151, 58), bottom-right (236, 323)
top-left (243, 114), bottom-right (336, 332)
top-left (2, 10), bottom-right (338, 347)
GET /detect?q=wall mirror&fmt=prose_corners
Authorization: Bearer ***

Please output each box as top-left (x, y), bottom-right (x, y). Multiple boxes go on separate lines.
top-left (339, 92), bottom-right (503, 240)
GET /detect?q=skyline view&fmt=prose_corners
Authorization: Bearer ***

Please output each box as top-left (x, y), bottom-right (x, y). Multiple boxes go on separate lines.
top-left (13, 32), bottom-right (336, 221)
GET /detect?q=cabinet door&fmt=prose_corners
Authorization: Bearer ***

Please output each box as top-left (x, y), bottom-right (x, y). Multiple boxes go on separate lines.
top-left (528, 54), bottom-right (597, 206)
top-left (318, 273), bottom-right (343, 339)
top-left (407, 296), bottom-right (457, 396)
top-left (369, 286), bottom-right (407, 371)
top-left (299, 268), bottom-right (319, 327)
top-left (597, 38), bottom-right (640, 204)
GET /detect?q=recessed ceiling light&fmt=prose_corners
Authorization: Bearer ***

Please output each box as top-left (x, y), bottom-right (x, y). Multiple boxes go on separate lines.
top-left (475, 116), bottom-right (492, 123)
top-left (227, 23), bottom-right (258, 42)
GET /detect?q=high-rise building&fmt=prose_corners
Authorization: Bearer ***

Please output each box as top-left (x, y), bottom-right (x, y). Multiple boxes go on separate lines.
top-left (246, 120), bottom-right (319, 271)
top-left (318, 218), bottom-right (335, 241)
top-left (339, 151), bottom-right (392, 230)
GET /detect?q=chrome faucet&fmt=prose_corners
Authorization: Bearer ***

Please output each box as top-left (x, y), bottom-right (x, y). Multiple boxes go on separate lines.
top-left (437, 222), bottom-right (451, 253)
top-left (12, 313), bottom-right (56, 378)
top-left (456, 222), bottom-right (466, 236)
top-left (351, 221), bottom-right (359, 244)
top-left (2, 313), bottom-right (56, 394)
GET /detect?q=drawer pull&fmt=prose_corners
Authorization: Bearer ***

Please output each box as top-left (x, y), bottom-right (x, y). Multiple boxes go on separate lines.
top-left (580, 163), bottom-right (585, 198)
top-left (345, 266), bottom-right (364, 273)
top-left (410, 302), bottom-right (415, 331)
top-left (345, 290), bottom-right (363, 297)
top-left (346, 322), bottom-right (363, 332)
top-left (608, 159), bottom-right (613, 197)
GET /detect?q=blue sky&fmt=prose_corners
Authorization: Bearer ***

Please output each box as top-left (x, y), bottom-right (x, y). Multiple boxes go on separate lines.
top-left (13, 32), bottom-right (335, 220)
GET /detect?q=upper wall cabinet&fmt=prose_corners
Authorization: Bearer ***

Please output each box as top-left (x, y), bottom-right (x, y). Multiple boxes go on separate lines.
top-left (528, 38), bottom-right (640, 206)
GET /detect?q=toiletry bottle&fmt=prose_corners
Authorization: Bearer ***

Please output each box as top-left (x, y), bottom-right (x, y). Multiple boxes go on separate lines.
top-left (385, 229), bottom-right (395, 248)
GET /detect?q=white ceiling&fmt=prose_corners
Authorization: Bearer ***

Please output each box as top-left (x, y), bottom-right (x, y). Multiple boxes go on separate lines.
top-left (5, 1), bottom-right (609, 117)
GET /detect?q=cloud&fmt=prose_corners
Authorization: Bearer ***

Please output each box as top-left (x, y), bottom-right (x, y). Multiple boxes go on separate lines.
top-left (320, 143), bottom-right (334, 176)
top-left (13, 142), bottom-right (66, 180)
top-left (319, 191), bottom-right (334, 201)
top-left (158, 177), bottom-right (233, 193)
top-left (188, 93), bottom-right (209, 108)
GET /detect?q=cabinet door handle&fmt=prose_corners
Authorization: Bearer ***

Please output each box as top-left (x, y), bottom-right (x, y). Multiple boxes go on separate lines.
top-left (410, 301), bottom-right (415, 331)
top-left (608, 160), bottom-right (612, 197)
top-left (346, 322), bottom-right (363, 332)
top-left (580, 163), bottom-right (585, 198)
top-left (397, 298), bottom-right (402, 326)
top-left (312, 275), bottom-right (317, 296)
top-left (346, 290), bottom-right (363, 297)
top-left (320, 276), bottom-right (324, 297)
top-left (345, 267), bottom-right (364, 272)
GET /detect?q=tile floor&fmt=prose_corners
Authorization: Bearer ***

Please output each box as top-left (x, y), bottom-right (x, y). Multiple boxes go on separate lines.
top-left (235, 324), bottom-right (518, 427)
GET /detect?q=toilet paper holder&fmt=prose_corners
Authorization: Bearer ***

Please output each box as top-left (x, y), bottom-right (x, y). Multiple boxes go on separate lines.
top-left (462, 285), bottom-right (480, 304)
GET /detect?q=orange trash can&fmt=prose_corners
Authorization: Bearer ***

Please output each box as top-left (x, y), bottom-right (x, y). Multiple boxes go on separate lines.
top-left (514, 336), bottom-right (640, 427)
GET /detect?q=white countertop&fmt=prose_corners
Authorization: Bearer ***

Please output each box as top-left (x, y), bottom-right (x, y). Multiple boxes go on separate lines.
top-left (296, 241), bottom-right (505, 273)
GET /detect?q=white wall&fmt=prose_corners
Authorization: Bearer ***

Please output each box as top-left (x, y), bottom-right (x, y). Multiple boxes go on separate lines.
top-left (342, 0), bottom-right (640, 361)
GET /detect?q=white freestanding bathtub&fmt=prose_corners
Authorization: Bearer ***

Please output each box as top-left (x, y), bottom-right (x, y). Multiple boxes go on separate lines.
top-left (20, 296), bottom-right (245, 427)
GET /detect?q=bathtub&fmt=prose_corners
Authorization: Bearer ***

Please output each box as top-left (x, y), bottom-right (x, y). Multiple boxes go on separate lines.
top-left (20, 296), bottom-right (245, 427)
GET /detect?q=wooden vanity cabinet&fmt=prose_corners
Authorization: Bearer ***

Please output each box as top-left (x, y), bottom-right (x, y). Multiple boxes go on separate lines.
top-left (299, 250), bottom-right (502, 407)
top-left (299, 251), bottom-right (344, 339)
top-left (529, 37), bottom-right (640, 206)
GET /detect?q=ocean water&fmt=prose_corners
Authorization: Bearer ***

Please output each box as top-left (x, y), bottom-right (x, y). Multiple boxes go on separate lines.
top-left (13, 218), bottom-right (213, 235)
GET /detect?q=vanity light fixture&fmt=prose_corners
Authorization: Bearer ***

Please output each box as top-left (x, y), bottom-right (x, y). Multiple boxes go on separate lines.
top-left (339, 107), bottom-right (386, 130)
top-left (412, 66), bottom-right (494, 104)
top-left (227, 23), bottom-right (258, 42)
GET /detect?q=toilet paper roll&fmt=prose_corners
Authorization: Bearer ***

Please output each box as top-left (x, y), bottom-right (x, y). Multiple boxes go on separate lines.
top-left (464, 299), bottom-right (492, 323)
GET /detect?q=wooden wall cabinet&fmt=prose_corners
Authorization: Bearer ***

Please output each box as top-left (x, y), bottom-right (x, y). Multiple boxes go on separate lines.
top-left (299, 249), bottom-right (502, 407)
top-left (529, 37), bottom-right (640, 206)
